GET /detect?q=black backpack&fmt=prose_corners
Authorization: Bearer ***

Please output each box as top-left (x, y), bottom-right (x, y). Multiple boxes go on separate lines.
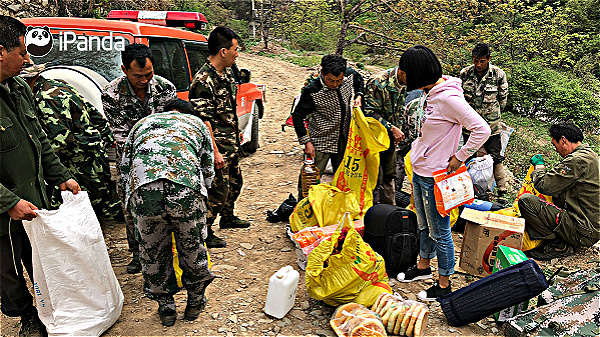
top-left (363, 204), bottom-right (419, 276)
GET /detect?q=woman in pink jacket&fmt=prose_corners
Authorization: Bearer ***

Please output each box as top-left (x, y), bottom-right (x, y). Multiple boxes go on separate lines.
top-left (396, 45), bottom-right (490, 301)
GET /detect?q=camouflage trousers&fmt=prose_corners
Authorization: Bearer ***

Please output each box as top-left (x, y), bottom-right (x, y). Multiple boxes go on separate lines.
top-left (374, 131), bottom-right (397, 205)
top-left (207, 154), bottom-right (243, 225)
top-left (518, 193), bottom-right (596, 248)
top-left (49, 148), bottom-right (121, 219)
top-left (115, 145), bottom-right (138, 254)
top-left (129, 179), bottom-right (215, 298)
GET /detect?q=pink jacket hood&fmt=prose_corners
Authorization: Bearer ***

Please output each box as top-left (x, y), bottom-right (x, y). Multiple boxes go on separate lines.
top-left (410, 76), bottom-right (491, 177)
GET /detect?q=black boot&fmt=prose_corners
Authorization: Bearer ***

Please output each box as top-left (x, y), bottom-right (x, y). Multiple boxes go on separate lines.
top-left (205, 226), bottom-right (226, 248)
top-left (19, 307), bottom-right (46, 337)
top-left (126, 252), bottom-right (142, 274)
top-left (156, 296), bottom-right (177, 327)
top-left (184, 291), bottom-right (207, 321)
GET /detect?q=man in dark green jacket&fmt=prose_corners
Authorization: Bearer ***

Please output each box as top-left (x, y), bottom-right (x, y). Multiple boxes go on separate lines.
top-left (520, 122), bottom-right (600, 261)
top-left (0, 16), bottom-right (80, 337)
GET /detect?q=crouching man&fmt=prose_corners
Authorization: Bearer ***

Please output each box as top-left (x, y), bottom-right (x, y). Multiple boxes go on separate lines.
top-left (520, 122), bottom-right (600, 260)
top-left (120, 99), bottom-right (215, 326)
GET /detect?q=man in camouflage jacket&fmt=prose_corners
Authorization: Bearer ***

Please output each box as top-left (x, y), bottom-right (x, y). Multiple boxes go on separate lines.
top-left (460, 43), bottom-right (509, 197)
top-left (0, 16), bottom-right (80, 336)
top-left (189, 27), bottom-right (250, 248)
top-left (520, 122), bottom-right (599, 261)
top-left (102, 43), bottom-right (177, 273)
top-left (21, 64), bottom-right (121, 221)
top-left (365, 66), bottom-right (407, 204)
top-left (121, 103), bottom-right (215, 327)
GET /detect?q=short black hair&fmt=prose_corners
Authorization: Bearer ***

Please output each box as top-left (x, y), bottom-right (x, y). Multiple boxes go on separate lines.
top-left (472, 43), bottom-right (491, 59)
top-left (122, 44), bottom-right (154, 69)
top-left (0, 16), bottom-right (27, 52)
top-left (165, 98), bottom-right (195, 115)
top-left (398, 45), bottom-right (442, 91)
top-left (321, 54), bottom-right (347, 76)
top-left (549, 122), bottom-right (584, 143)
top-left (208, 27), bottom-right (240, 56)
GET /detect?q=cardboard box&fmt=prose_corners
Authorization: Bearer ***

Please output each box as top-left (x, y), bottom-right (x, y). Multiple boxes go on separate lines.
top-left (492, 246), bottom-right (530, 321)
top-left (459, 208), bottom-right (525, 277)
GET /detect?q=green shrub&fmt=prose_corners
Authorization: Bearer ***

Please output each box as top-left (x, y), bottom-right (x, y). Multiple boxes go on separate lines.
top-left (227, 19), bottom-right (250, 40)
top-left (507, 62), bottom-right (600, 132)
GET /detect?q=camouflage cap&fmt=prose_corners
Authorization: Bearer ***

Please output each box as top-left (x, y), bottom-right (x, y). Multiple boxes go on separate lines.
top-left (20, 63), bottom-right (47, 78)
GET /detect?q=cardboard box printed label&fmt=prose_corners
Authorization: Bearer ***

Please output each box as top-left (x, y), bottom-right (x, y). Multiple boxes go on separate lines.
top-left (492, 245), bottom-right (530, 321)
top-left (459, 208), bottom-right (525, 277)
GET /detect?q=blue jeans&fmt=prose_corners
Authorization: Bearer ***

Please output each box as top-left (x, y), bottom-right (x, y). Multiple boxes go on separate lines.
top-left (413, 173), bottom-right (455, 276)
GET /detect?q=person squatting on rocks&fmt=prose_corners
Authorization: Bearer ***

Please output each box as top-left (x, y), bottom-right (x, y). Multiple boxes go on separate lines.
top-left (460, 42), bottom-right (509, 199)
top-left (21, 63), bottom-right (121, 222)
top-left (364, 65), bottom-right (408, 205)
top-left (189, 27), bottom-right (251, 249)
top-left (120, 99), bottom-right (215, 327)
top-left (291, 54), bottom-right (364, 198)
top-left (520, 122), bottom-right (600, 261)
top-left (396, 45), bottom-right (490, 301)
top-left (0, 15), bottom-right (81, 337)
top-left (102, 43), bottom-right (177, 274)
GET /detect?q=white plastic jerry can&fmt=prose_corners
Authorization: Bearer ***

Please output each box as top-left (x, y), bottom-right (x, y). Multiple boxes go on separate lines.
top-left (264, 265), bottom-right (300, 319)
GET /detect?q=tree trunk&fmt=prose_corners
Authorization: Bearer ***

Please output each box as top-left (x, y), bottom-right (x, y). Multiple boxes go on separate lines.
top-left (336, 16), bottom-right (349, 55)
top-left (260, 0), bottom-right (269, 50)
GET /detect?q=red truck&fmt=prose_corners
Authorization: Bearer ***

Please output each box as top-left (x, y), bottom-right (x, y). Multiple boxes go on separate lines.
top-left (21, 10), bottom-right (265, 153)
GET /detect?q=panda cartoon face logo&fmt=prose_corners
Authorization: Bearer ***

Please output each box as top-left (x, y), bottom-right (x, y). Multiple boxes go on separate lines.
top-left (25, 26), bottom-right (53, 57)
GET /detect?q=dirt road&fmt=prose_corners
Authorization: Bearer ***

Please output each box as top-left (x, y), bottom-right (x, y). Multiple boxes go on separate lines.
top-left (2, 52), bottom-right (598, 337)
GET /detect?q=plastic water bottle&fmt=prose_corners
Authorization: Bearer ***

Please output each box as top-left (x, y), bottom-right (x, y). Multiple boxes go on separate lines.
top-left (264, 266), bottom-right (300, 319)
top-left (301, 158), bottom-right (320, 198)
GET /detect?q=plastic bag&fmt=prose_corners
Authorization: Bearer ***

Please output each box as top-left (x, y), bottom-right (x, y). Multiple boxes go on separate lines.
top-left (266, 193), bottom-right (298, 223)
top-left (499, 122), bottom-right (514, 157)
top-left (467, 155), bottom-right (494, 191)
top-left (305, 213), bottom-right (391, 307)
top-left (330, 303), bottom-right (386, 337)
top-left (289, 184), bottom-right (360, 232)
top-left (371, 293), bottom-right (430, 337)
top-left (332, 106), bottom-right (390, 215)
top-left (433, 164), bottom-right (474, 217)
top-left (23, 191), bottom-right (123, 336)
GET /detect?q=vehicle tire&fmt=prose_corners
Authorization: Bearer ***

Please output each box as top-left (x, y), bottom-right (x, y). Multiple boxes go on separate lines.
top-left (242, 104), bottom-right (260, 153)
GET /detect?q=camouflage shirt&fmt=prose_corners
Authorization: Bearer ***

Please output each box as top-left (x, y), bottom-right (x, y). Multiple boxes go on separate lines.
top-left (189, 60), bottom-right (239, 159)
top-left (364, 67), bottom-right (407, 131)
top-left (101, 75), bottom-right (177, 149)
top-left (459, 63), bottom-right (508, 136)
top-left (33, 76), bottom-right (114, 154)
top-left (398, 92), bottom-right (424, 157)
top-left (120, 112), bottom-right (214, 207)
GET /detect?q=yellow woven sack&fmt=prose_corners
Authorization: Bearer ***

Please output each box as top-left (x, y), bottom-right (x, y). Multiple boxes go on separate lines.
top-left (306, 213), bottom-right (392, 307)
top-left (332, 107), bottom-right (390, 216)
top-left (309, 184), bottom-right (361, 228)
top-left (289, 196), bottom-right (319, 232)
top-left (490, 165), bottom-right (549, 250)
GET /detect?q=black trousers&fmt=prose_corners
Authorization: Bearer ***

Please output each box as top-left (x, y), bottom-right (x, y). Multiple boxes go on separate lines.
top-left (0, 225), bottom-right (35, 317)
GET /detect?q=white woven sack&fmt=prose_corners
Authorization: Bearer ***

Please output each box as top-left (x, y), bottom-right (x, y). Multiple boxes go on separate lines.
top-left (23, 191), bottom-right (123, 336)
top-left (467, 154), bottom-right (495, 191)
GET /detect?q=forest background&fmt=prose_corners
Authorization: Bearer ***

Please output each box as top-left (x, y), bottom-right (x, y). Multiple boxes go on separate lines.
top-left (5, 0), bottom-right (600, 193)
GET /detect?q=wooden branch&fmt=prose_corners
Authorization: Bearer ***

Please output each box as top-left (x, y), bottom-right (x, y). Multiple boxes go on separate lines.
top-left (348, 24), bottom-right (412, 44)
top-left (344, 31), bottom-right (367, 47)
top-left (353, 39), bottom-right (407, 52)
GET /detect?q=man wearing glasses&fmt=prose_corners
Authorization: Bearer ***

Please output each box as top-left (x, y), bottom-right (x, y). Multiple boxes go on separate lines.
top-left (102, 43), bottom-right (177, 274)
